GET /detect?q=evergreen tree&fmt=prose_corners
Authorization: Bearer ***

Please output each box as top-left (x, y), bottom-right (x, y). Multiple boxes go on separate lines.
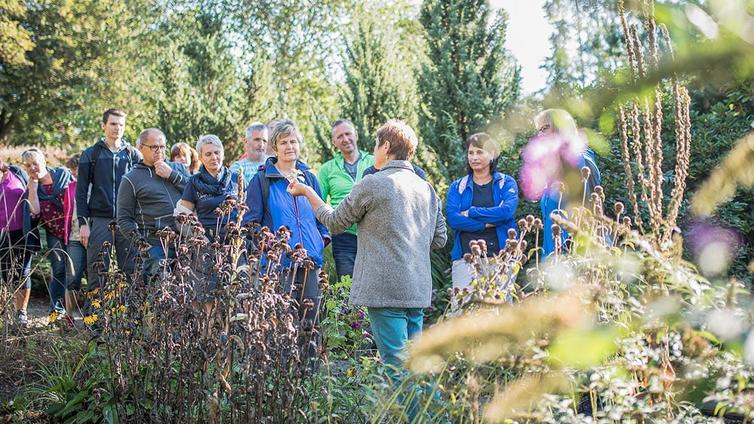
top-left (542, 0), bottom-right (623, 96)
top-left (338, 21), bottom-right (405, 154)
top-left (154, 10), bottom-right (246, 155)
top-left (417, 0), bottom-right (521, 181)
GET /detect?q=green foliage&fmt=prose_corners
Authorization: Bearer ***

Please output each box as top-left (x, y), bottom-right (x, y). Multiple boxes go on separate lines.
top-left (0, 0), bottom-right (33, 67)
top-left (417, 0), bottom-right (521, 181)
top-left (153, 10), bottom-right (246, 155)
top-left (321, 276), bottom-right (373, 361)
top-left (337, 21), bottom-right (406, 153)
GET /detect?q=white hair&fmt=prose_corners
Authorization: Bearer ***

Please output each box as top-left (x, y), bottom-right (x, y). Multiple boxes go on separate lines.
top-left (244, 122), bottom-right (268, 139)
top-left (21, 148), bottom-right (45, 163)
top-left (196, 134), bottom-right (224, 154)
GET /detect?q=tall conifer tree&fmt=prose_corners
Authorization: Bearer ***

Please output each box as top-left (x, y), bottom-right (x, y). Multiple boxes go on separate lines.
top-left (417, 0), bottom-right (521, 180)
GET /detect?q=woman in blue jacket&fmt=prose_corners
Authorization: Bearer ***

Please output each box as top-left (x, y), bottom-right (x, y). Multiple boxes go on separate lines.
top-left (244, 119), bottom-right (330, 326)
top-left (446, 133), bottom-right (518, 289)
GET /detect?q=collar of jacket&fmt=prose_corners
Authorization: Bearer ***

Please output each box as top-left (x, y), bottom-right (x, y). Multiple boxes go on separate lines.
top-left (95, 136), bottom-right (132, 152)
top-left (262, 156), bottom-right (311, 179)
top-left (458, 171), bottom-right (506, 194)
top-left (332, 150), bottom-right (370, 166)
top-left (381, 160), bottom-right (414, 172)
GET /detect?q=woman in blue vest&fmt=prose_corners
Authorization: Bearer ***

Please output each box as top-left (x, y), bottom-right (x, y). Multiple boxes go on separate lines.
top-left (243, 119), bottom-right (330, 327)
top-left (446, 133), bottom-right (519, 289)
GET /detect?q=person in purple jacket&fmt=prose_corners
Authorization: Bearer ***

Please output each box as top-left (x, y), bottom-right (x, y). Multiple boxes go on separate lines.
top-left (446, 132), bottom-right (519, 289)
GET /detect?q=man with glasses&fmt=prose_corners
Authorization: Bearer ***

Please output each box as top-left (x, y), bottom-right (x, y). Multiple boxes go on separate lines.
top-left (117, 128), bottom-right (189, 283)
top-left (76, 109), bottom-right (142, 293)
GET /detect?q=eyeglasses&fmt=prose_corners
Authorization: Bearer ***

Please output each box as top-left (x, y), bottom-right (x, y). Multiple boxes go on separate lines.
top-left (141, 144), bottom-right (167, 152)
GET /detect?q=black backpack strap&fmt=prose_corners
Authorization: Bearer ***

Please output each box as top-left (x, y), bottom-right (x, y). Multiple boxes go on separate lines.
top-left (258, 166), bottom-right (271, 224)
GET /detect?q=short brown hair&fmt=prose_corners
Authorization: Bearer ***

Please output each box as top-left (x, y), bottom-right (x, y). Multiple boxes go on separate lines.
top-left (375, 119), bottom-right (418, 161)
top-left (269, 119), bottom-right (302, 150)
top-left (102, 108), bottom-right (127, 124)
top-left (66, 154), bottom-right (80, 171)
top-left (171, 142), bottom-right (200, 173)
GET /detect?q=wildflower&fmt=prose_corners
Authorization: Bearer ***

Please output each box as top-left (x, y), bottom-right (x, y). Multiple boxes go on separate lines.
top-left (346, 368), bottom-right (356, 378)
top-left (104, 291), bottom-right (117, 301)
top-left (83, 314), bottom-right (99, 326)
top-left (91, 299), bottom-right (102, 309)
top-left (350, 321), bottom-right (361, 330)
top-left (48, 311), bottom-right (59, 323)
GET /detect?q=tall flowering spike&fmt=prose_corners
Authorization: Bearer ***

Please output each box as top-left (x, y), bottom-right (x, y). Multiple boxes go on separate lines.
top-left (617, 0), bottom-right (692, 249)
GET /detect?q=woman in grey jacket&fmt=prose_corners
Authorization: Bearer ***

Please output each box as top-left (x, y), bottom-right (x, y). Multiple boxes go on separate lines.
top-left (287, 119), bottom-right (447, 371)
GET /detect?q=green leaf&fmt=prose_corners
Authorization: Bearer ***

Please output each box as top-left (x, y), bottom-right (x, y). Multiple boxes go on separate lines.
top-left (548, 326), bottom-right (622, 369)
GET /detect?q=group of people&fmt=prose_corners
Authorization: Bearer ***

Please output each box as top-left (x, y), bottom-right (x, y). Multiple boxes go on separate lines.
top-left (1, 107), bottom-right (598, 373)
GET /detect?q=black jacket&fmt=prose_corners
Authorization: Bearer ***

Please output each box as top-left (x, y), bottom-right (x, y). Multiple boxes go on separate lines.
top-left (76, 138), bottom-right (142, 223)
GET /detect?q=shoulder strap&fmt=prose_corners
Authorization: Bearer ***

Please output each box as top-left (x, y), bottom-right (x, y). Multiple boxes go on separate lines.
top-left (90, 142), bottom-right (105, 179)
top-left (259, 166), bottom-right (271, 211)
top-left (8, 165), bottom-right (28, 187)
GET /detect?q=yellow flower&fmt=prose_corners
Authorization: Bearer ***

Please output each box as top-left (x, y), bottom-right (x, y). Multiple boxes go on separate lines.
top-left (48, 311), bottom-right (59, 323)
top-left (91, 299), bottom-right (102, 309)
top-left (104, 291), bottom-right (116, 301)
top-left (118, 305), bottom-right (126, 314)
top-left (118, 282), bottom-right (129, 289)
top-left (83, 314), bottom-right (99, 326)
top-left (346, 368), bottom-right (356, 378)
top-left (87, 288), bottom-right (100, 298)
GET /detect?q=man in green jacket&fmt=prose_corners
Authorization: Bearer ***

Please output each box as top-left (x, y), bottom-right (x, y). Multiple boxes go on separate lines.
top-left (318, 119), bottom-right (375, 280)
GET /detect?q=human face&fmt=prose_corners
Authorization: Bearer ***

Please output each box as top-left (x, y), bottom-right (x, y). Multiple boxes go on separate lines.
top-left (372, 139), bottom-right (390, 170)
top-left (101, 115), bottom-right (126, 143)
top-left (331, 123), bottom-right (358, 156)
top-left (537, 122), bottom-right (554, 136)
top-left (274, 133), bottom-right (300, 164)
top-left (23, 154), bottom-right (48, 180)
top-left (245, 129), bottom-right (268, 162)
top-left (467, 144), bottom-right (493, 175)
top-left (200, 143), bottom-right (224, 174)
top-left (139, 133), bottom-right (167, 166)
top-left (173, 151), bottom-right (190, 167)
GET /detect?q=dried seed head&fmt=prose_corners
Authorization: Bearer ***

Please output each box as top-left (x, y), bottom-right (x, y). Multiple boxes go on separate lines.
top-left (581, 166), bottom-right (591, 179)
top-left (614, 202), bottom-right (625, 215)
top-left (623, 216), bottom-right (632, 227)
top-left (507, 228), bottom-right (517, 240)
top-left (552, 224), bottom-right (562, 237)
top-left (526, 214), bottom-right (535, 224)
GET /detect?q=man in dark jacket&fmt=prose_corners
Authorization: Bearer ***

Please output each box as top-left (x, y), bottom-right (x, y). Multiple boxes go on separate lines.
top-left (76, 109), bottom-right (142, 290)
top-left (117, 128), bottom-right (188, 283)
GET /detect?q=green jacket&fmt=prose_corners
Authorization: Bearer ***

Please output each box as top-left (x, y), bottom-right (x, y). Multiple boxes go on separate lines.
top-left (318, 150), bottom-right (375, 235)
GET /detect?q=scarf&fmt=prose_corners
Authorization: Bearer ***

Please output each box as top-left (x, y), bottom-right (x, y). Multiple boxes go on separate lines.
top-left (37, 167), bottom-right (74, 211)
top-left (192, 165), bottom-right (232, 197)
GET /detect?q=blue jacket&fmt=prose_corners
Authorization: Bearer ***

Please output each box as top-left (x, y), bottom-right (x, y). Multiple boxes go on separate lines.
top-left (447, 172), bottom-right (519, 261)
top-left (540, 149), bottom-right (601, 256)
top-left (243, 157), bottom-right (330, 268)
top-left (76, 138), bottom-right (142, 223)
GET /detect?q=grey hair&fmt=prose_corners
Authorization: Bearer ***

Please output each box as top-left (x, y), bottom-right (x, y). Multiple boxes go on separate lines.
top-left (136, 128), bottom-right (166, 146)
top-left (244, 122), bottom-right (268, 139)
top-left (21, 148), bottom-right (45, 163)
top-left (269, 119), bottom-right (302, 150)
top-left (196, 134), bottom-right (224, 154)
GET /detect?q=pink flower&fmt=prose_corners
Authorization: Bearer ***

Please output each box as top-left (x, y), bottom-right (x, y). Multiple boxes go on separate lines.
top-left (519, 133), bottom-right (586, 201)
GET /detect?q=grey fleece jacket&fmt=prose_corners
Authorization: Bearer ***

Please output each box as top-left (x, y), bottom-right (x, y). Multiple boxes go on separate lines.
top-left (315, 160), bottom-right (447, 308)
top-left (117, 161), bottom-right (189, 243)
